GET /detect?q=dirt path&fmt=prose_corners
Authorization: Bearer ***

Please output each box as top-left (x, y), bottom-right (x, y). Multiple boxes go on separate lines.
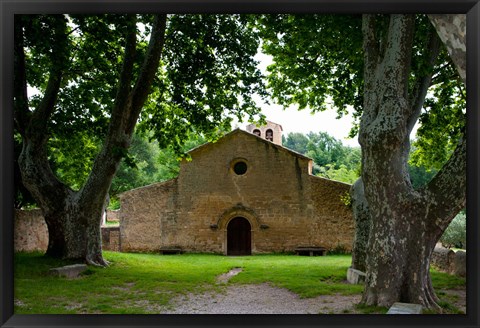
top-left (160, 283), bottom-right (362, 314)
top-left (159, 268), bottom-right (466, 314)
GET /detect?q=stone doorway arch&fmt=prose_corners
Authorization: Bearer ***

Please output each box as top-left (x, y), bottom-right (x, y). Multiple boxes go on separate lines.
top-left (216, 204), bottom-right (261, 255)
top-left (227, 217), bottom-right (251, 255)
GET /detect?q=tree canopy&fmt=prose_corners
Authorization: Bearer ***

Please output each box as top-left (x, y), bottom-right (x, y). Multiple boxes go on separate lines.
top-left (14, 14), bottom-right (267, 264)
top-left (257, 14), bottom-right (464, 166)
top-left (257, 13), bottom-right (466, 310)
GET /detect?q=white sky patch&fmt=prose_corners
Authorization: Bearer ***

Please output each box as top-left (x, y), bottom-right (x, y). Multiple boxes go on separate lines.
top-left (235, 50), bottom-right (361, 147)
top-left (236, 50), bottom-right (421, 148)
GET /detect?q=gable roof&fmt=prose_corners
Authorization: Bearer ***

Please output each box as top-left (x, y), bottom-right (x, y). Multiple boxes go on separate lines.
top-left (187, 128), bottom-right (311, 161)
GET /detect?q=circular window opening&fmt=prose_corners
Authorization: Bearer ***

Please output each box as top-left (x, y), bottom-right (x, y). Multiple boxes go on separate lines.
top-left (233, 161), bottom-right (248, 175)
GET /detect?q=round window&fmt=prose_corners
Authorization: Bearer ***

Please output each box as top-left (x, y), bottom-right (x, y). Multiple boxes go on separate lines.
top-left (233, 161), bottom-right (248, 175)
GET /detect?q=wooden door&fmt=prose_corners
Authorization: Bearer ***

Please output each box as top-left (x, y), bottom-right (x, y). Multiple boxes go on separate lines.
top-left (227, 217), bottom-right (251, 255)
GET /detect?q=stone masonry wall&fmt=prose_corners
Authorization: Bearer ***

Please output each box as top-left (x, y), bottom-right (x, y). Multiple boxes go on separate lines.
top-left (431, 246), bottom-right (466, 277)
top-left (120, 130), bottom-right (354, 254)
top-left (14, 209), bottom-right (48, 252)
top-left (309, 176), bottom-right (354, 250)
top-left (14, 209), bottom-right (121, 253)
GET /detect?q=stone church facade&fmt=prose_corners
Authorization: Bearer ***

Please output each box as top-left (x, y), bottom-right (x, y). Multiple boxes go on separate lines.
top-left (119, 123), bottom-right (354, 255)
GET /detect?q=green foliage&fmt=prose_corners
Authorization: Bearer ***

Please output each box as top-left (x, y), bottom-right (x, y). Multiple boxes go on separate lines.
top-left (340, 191), bottom-right (352, 207)
top-left (327, 244), bottom-right (350, 255)
top-left (257, 14), bottom-right (364, 133)
top-left (319, 164), bottom-right (360, 184)
top-left (439, 212), bottom-right (466, 249)
top-left (139, 14), bottom-right (267, 153)
top-left (407, 162), bottom-right (438, 189)
top-left (282, 132), bottom-right (309, 154)
top-left (410, 66), bottom-right (466, 171)
top-left (429, 267), bottom-right (465, 290)
top-left (48, 133), bottom-right (102, 191)
top-left (283, 131), bottom-right (361, 184)
top-left (17, 14), bottom-right (266, 206)
top-left (109, 130), bottom-right (210, 200)
top-left (258, 14), bottom-right (465, 171)
top-left (109, 133), bottom-right (161, 196)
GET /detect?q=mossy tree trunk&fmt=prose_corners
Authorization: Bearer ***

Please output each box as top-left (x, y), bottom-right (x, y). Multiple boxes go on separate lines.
top-left (349, 178), bottom-right (370, 273)
top-left (15, 15), bottom-right (167, 266)
top-left (357, 14), bottom-right (466, 310)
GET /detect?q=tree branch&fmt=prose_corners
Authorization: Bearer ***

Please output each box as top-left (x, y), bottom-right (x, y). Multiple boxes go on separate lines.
top-left (407, 26), bottom-right (441, 135)
top-left (79, 15), bottom-right (167, 211)
top-left (361, 14), bottom-right (379, 89)
top-left (421, 132), bottom-right (466, 231)
top-left (127, 14), bottom-right (168, 135)
top-left (13, 17), bottom-right (30, 135)
top-left (28, 16), bottom-right (69, 140)
top-left (383, 14), bottom-right (415, 96)
top-left (359, 15), bottom-right (415, 147)
top-left (17, 16), bottom-right (73, 209)
top-left (428, 14), bottom-right (466, 85)
top-left (109, 14), bottom-right (137, 133)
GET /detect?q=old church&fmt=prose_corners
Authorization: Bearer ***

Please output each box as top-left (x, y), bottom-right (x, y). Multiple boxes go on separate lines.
top-left (119, 121), bottom-right (354, 255)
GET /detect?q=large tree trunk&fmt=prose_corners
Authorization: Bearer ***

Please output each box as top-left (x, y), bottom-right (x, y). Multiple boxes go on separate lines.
top-left (428, 14), bottom-right (466, 84)
top-left (15, 15), bottom-right (167, 266)
top-left (349, 178), bottom-right (370, 273)
top-left (358, 14), bottom-right (466, 310)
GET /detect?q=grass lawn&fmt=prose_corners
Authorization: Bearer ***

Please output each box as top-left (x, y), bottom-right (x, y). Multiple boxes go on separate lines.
top-left (14, 251), bottom-right (465, 314)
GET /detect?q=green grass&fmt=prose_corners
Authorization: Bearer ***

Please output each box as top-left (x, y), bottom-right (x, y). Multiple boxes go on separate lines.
top-left (14, 252), bottom-right (465, 314)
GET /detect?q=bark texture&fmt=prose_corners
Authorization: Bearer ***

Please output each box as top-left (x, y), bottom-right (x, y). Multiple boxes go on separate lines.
top-left (428, 14), bottom-right (466, 85)
top-left (349, 178), bottom-right (370, 273)
top-left (15, 15), bottom-right (167, 266)
top-left (358, 14), bottom-right (466, 310)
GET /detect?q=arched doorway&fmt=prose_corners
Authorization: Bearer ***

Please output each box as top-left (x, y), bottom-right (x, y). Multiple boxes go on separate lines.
top-left (227, 217), bottom-right (251, 255)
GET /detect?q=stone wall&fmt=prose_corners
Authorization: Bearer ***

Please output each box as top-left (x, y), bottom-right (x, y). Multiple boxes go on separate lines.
top-left (120, 130), bottom-right (354, 254)
top-left (14, 209), bottom-right (48, 252)
top-left (102, 227), bottom-right (121, 251)
top-left (106, 210), bottom-right (120, 222)
top-left (14, 209), bottom-right (121, 253)
top-left (431, 246), bottom-right (466, 277)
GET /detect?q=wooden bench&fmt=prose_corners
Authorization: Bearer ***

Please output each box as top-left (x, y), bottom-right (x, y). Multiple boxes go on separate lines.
top-left (294, 246), bottom-right (327, 256)
top-left (158, 248), bottom-right (183, 255)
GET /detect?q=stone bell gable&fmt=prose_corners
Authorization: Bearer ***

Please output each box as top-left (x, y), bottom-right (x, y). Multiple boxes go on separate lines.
top-left (119, 128), bottom-right (354, 255)
top-left (245, 120), bottom-right (283, 145)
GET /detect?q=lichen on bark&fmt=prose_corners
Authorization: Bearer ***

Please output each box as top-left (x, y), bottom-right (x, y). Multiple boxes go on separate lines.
top-left (354, 14), bottom-right (466, 310)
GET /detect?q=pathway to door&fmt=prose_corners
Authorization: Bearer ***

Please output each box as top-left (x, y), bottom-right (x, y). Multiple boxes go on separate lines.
top-left (227, 217), bottom-right (251, 255)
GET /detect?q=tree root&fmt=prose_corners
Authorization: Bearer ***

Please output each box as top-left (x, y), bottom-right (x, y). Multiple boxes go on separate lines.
top-left (86, 256), bottom-right (110, 267)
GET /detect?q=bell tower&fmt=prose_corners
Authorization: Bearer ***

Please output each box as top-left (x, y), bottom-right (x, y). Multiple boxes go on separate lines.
top-left (245, 120), bottom-right (283, 145)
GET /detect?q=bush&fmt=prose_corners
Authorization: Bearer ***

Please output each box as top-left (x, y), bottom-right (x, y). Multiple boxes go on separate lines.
top-left (440, 212), bottom-right (466, 249)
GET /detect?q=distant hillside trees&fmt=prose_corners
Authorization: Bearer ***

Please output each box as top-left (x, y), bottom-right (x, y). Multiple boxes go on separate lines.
top-left (283, 131), bottom-right (436, 187)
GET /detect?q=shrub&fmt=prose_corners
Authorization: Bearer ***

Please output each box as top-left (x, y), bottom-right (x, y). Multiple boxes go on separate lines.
top-left (440, 212), bottom-right (466, 249)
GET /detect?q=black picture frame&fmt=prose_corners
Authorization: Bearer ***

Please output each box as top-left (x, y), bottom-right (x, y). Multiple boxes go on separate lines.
top-left (1, 1), bottom-right (479, 327)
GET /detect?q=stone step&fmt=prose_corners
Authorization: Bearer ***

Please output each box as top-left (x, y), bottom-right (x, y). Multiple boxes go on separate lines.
top-left (49, 264), bottom-right (88, 278)
top-left (387, 302), bottom-right (423, 314)
top-left (346, 267), bottom-right (366, 284)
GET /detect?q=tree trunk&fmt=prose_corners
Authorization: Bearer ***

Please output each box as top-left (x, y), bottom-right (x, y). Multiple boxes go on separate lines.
top-left (358, 14), bottom-right (466, 310)
top-left (349, 178), bottom-right (370, 273)
top-left (15, 15), bottom-right (167, 266)
top-left (428, 14), bottom-right (466, 84)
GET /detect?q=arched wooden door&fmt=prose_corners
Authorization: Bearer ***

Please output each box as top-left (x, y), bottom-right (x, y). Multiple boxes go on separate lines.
top-left (227, 217), bottom-right (251, 255)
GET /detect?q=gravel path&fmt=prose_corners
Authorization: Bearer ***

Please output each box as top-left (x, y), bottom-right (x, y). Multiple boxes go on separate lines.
top-left (160, 283), bottom-right (361, 314)
top-left (157, 269), bottom-right (465, 314)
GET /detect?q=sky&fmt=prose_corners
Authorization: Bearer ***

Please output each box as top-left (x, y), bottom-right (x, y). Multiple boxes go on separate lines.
top-left (244, 95), bottom-right (360, 148)
top-left (237, 51), bottom-right (361, 148)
